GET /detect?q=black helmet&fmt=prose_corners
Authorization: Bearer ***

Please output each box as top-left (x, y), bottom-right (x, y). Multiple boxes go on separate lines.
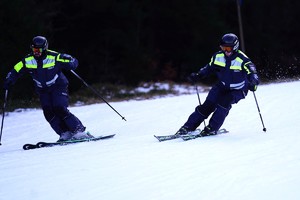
top-left (220, 33), bottom-right (239, 52)
top-left (31, 36), bottom-right (48, 57)
top-left (31, 36), bottom-right (48, 50)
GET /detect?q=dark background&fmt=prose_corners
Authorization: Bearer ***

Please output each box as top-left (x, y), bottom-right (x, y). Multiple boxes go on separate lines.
top-left (1, 0), bottom-right (300, 99)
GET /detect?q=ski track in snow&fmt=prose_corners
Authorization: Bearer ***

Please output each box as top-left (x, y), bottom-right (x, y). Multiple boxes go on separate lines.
top-left (1, 81), bottom-right (300, 200)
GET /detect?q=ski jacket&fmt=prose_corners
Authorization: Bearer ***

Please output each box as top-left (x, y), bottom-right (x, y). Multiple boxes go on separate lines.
top-left (199, 50), bottom-right (258, 91)
top-left (6, 50), bottom-right (78, 93)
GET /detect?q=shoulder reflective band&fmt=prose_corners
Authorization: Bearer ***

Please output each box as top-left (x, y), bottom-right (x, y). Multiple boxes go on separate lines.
top-left (230, 57), bottom-right (243, 70)
top-left (14, 61), bottom-right (24, 72)
top-left (213, 53), bottom-right (226, 67)
top-left (24, 57), bottom-right (38, 69)
top-left (56, 54), bottom-right (71, 63)
top-left (43, 55), bottom-right (56, 68)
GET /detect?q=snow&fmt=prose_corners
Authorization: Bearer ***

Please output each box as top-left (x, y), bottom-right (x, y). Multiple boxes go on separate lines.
top-left (1, 81), bottom-right (300, 200)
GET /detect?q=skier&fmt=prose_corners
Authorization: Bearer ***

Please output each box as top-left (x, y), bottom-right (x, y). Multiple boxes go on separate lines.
top-left (176, 33), bottom-right (259, 136)
top-left (3, 36), bottom-right (94, 141)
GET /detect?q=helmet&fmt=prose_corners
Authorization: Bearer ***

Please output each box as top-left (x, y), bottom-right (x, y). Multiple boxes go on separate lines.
top-left (31, 36), bottom-right (48, 57)
top-left (220, 33), bottom-right (239, 52)
top-left (31, 36), bottom-right (48, 50)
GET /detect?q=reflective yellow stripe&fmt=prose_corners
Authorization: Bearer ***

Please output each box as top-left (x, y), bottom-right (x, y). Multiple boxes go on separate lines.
top-left (14, 61), bottom-right (24, 72)
top-left (236, 57), bottom-right (243, 63)
top-left (244, 61), bottom-right (251, 74)
top-left (237, 51), bottom-right (252, 74)
top-left (230, 66), bottom-right (242, 70)
top-left (47, 50), bottom-right (58, 54)
top-left (212, 53), bottom-right (250, 72)
top-left (209, 57), bottom-right (213, 66)
top-left (238, 50), bottom-right (249, 58)
top-left (23, 55), bottom-right (56, 69)
top-left (43, 55), bottom-right (56, 68)
top-left (230, 57), bottom-right (243, 70)
top-left (213, 53), bottom-right (226, 67)
top-left (56, 54), bottom-right (71, 63)
top-left (25, 57), bottom-right (38, 69)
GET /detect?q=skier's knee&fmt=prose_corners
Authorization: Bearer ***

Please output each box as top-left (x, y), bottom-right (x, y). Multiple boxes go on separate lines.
top-left (217, 103), bottom-right (231, 112)
top-left (53, 106), bottom-right (70, 119)
top-left (42, 106), bottom-right (55, 122)
top-left (196, 100), bottom-right (216, 117)
top-left (216, 104), bottom-right (231, 117)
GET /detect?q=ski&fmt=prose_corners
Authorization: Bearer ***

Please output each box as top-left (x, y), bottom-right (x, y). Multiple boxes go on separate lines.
top-left (154, 134), bottom-right (180, 142)
top-left (154, 129), bottom-right (201, 142)
top-left (23, 134), bottom-right (115, 150)
top-left (181, 128), bottom-right (228, 141)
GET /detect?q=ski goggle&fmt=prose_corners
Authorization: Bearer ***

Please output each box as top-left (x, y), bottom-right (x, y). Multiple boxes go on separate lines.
top-left (32, 47), bottom-right (43, 54)
top-left (32, 47), bottom-right (44, 57)
top-left (220, 46), bottom-right (233, 52)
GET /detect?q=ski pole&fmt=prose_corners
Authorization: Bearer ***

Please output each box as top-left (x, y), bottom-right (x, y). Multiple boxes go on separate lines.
top-left (70, 70), bottom-right (127, 121)
top-left (0, 90), bottom-right (8, 145)
top-left (195, 85), bottom-right (206, 127)
top-left (252, 91), bottom-right (266, 132)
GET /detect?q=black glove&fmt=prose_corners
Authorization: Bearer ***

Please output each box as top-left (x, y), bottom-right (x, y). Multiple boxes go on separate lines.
top-left (248, 84), bottom-right (257, 92)
top-left (248, 74), bottom-right (259, 91)
top-left (60, 54), bottom-right (78, 70)
top-left (187, 73), bottom-right (201, 84)
top-left (70, 57), bottom-right (79, 70)
top-left (249, 74), bottom-right (259, 85)
top-left (3, 72), bottom-right (13, 90)
top-left (60, 53), bottom-right (73, 60)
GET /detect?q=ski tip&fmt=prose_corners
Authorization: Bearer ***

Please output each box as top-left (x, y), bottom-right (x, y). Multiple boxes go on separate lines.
top-left (23, 143), bottom-right (37, 150)
top-left (153, 135), bottom-right (162, 142)
top-left (108, 134), bottom-right (116, 137)
top-left (219, 128), bottom-right (229, 133)
top-left (99, 134), bottom-right (116, 139)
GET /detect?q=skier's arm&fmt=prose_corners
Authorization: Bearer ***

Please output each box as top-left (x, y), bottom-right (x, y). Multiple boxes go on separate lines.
top-left (198, 63), bottom-right (214, 78)
top-left (245, 62), bottom-right (259, 91)
top-left (56, 53), bottom-right (79, 71)
top-left (3, 61), bottom-right (25, 90)
top-left (187, 63), bottom-right (214, 84)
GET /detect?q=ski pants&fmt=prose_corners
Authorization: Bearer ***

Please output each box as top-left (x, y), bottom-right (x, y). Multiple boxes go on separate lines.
top-left (183, 83), bottom-right (247, 131)
top-left (38, 86), bottom-right (85, 135)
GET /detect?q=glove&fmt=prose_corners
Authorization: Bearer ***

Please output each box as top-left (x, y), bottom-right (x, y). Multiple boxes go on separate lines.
top-left (248, 84), bottom-right (257, 92)
top-left (71, 57), bottom-right (79, 69)
top-left (60, 53), bottom-right (73, 60)
top-left (249, 73), bottom-right (259, 85)
top-left (187, 73), bottom-right (201, 84)
top-left (248, 73), bottom-right (259, 91)
top-left (3, 72), bottom-right (13, 90)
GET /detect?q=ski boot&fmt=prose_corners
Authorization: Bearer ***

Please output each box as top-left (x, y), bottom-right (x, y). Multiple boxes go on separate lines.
top-left (58, 131), bottom-right (73, 142)
top-left (175, 126), bottom-right (190, 137)
top-left (71, 131), bottom-right (95, 140)
top-left (200, 125), bottom-right (217, 136)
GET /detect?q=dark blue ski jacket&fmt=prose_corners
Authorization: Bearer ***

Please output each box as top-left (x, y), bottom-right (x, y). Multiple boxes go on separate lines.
top-left (199, 50), bottom-right (258, 91)
top-left (6, 50), bottom-right (78, 93)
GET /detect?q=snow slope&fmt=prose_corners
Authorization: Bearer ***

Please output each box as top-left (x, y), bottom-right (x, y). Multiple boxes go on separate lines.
top-left (1, 81), bottom-right (300, 200)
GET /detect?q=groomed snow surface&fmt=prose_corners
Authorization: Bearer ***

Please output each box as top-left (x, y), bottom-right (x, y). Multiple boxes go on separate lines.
top-left (1, 81), bottom-right (300, 200)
